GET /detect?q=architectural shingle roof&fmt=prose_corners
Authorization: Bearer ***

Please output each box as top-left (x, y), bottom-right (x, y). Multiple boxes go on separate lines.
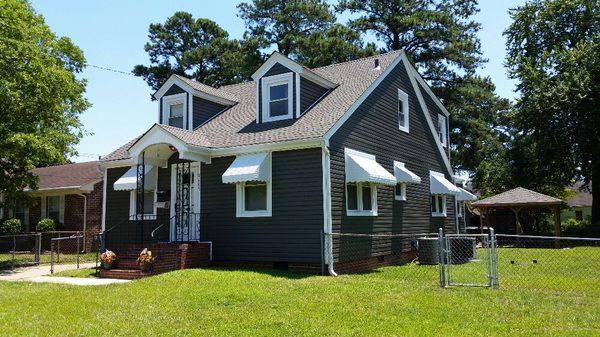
top-left (102, 50), bottom-right (404, 162)
top-left (31, 161), bottom-right (102, 190)
top-left (175, 75), bottom-right (239, 102)
top-left (472, 187), bottom-right (564, 208)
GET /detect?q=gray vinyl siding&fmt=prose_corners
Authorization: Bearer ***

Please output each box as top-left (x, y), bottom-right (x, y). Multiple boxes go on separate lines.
top-left (200, 148), bottom-right (323, 263)
top-left (328, 57), bottom-right (456, 260)
top-left (192, 97), bottom-right (227, 128)
top-left (104, 167), bottom-right (131, 229)
top-left (165, 84), bottom-right (185, 96)
top-left (419, 82), bottom-right (451, 158)
top-left (258, 62), bottom-right (296, 123)
top-left (300, 78), bottom-right (329, 114)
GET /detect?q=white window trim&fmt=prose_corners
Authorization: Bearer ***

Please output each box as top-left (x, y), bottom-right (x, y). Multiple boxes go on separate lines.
top-left (45, 195), bottom-right (64, 224)
top-left (457, 201), bottom-right (464, 217)
top-left (395, 183), bottom-right (407, 201)
top-left (438, 113), bottom-right (447, 147)
top-left (398, 89), bottom-right (409, 133)
top-left (162, 93), bottom-right (188, 129)
top-left (431, 194), bottom-right (447, 217)
top-left (236, 181), bottom-right (272, 218)
top-left (346, 182), bottom-right (378, 217)
top-left (129, 190), bottom-right (157, 219)
top-left (261, 73), bottom-right (294, 122)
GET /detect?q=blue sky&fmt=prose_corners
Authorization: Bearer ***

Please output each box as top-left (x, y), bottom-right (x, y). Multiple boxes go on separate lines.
top-left (29, 0), bottom-right (524, 163)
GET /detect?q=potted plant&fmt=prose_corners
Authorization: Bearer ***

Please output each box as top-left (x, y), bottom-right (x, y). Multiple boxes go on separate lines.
top-left (100, 250), bottom-right (117, 269)
top-left (137, 248), bottom-right (154, 273)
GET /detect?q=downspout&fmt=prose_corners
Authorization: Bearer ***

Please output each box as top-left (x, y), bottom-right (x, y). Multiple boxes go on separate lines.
top-left (321, 142), bottom-right (337, 276)
top-left (454, 197), bottom-right (459, 234)
top-left (76, 193), bottom-right (88, 250)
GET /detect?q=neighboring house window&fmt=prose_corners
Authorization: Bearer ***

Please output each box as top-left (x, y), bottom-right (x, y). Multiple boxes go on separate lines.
top-left (46, 196), bottom-right (61, 224)
top-left (237, 181), bottom-right (272, 217)
top-left (398, 89), bottom-right (409, 132)
top-left (438, 114), bottom-right (447, 147)
top-left (431, 194), bottom-right (447, 217)
top-left (261, 73), bottom-right (294, 122)
top-left (129, 191), bottom-right (156, 218)
top-left (575, 210), bottom-right (583, 221)
top-left (162, 93), bottom-right (187, 129)
top-left (395, 183), bottom-right (407, 201)
top-left (346, 182), bottom-right (377, 216)
top-left (14, 203), bottom-right (28, 226)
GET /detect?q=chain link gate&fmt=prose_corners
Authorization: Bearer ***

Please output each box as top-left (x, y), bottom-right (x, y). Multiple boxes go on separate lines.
top-left (441, 229), bottom-right (498, 288)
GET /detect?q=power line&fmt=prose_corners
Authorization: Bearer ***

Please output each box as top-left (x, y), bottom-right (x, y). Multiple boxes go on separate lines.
top-left (85, 63), bottom-right (137, 77)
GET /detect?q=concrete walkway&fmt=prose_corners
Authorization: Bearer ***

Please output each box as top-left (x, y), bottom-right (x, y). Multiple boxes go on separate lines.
top-left (0, 263), bottom-right (129, 285)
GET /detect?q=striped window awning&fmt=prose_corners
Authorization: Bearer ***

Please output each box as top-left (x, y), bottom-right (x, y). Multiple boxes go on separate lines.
top-left (394, 161), bottom-right (421, 184)
top-left (113, 165), bottom-right (156, 191)
top-left (222, 152), bottom-right (271, 184)
top-left (430, 171), bottom-right (460, 195)
top-left (345, 149), bottom-right (396, 186)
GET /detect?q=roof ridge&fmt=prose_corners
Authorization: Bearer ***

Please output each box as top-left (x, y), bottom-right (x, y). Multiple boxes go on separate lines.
top-left (313, 49), bottom-right (404, 71)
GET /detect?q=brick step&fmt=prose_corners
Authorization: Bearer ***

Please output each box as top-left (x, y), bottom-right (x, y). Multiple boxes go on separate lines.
top-left (99, 268), bottom-right (150, 280)
top-left (113, 259), bottom-right (140, 269)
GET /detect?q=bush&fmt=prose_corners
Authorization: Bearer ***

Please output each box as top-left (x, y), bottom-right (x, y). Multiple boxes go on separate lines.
top-left (562, 218), bottom-right (600, 237)
top-left (0, 218), bottom-right (22, 235)
top-left (37, 218), bottom-right (56, 232)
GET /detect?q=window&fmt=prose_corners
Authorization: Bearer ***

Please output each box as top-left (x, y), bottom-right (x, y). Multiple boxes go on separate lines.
top-left (14, 203), bottom-right (27, 226)
top-left (431, 194), bottom-right (447, 217)
top-left (346, 182), bottom-right (377, 216)
top-left (46, 196), bottom-right (61, 224)
top-left (129, 191), bottom-right (156, 218)
top-left (575, 210), bottom-right (583, 221)
top-left (162, 93), bottom-right (187, 129)
top-left (395, 183), bottom-right (407, 201)
top-left (237, 181), bottom-right (272, 217)
top-left (457, 201), bottom-right (464, 217)
top-left (438, 114), bottom-right (447, 147)
top-left (398, 89), bottom-right (409, 132)
top-left (261, 73), bottom-right (294, 122)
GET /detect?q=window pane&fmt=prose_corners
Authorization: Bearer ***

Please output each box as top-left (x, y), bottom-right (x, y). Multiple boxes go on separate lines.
top-left (245, 183), bottom-right (267, 211)
top-left (398, 99), bottom-right (405, 127)
top-left (431, 195), bottom-right (437, 213)
top-left (143, 192), bottom-right (154, 215)
top-left (347, 184), bottom-right (358, 210)
top-left (362, 185), bottom-right (372, 211)
top-left (47, 196), bottom-right (60, 212)
top-left (169, 116), bottom-right (183, 128)
top-left (269, 100), bottom-right (288, 117)
top-left (170, 103), bottom-right (184, 118)
top-left (269, 84), bottom-right (288, 100)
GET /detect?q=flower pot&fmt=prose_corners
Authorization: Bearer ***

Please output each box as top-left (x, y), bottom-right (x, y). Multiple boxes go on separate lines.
top-left (140, 263), bottom-right (153, 273)
top-left (101, 261), bottom-right (113, 270)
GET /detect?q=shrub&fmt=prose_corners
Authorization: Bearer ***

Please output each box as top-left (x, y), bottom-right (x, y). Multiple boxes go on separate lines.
top-left (562, 218), bottom-right (599, 237)
top-left (36, 218), bottom-right (56, 232)
top-left (0, 218), bottom-right (22, 235)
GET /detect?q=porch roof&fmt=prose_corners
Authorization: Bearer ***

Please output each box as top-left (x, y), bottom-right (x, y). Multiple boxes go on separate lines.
top-left (472, 187), bottom-right (563, 208)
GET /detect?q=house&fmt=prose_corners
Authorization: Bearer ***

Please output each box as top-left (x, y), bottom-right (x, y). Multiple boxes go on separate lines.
top-left (1, 161), bottom-right (103, 250)
top-left (562, 182), bottom-right (592, 222)
top-left (100, 50), bottom-right (464, 274)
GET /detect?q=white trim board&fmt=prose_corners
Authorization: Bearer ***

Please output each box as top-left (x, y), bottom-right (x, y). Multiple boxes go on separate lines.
top-left (251, 52), bottom-right (337, 89)
top-left (153, 75), bottom-right (237, 106)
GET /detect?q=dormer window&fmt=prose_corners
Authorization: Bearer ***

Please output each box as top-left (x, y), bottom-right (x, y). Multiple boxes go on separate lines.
top-left (261, 73), bottom-right (294, 122)
top-left (162, 93), bottom-right (187, 129)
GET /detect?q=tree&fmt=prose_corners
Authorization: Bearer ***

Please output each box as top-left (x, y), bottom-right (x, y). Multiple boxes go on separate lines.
top-left (505, 0), bottom-right (600, 223)
top-left (238, 0), bottom-right (376, 66)
top-left (133, 12), bottom-right (261, 90)
top-left (0, 0), bottom-right (89, 209)
top-left (337, 0), bottom-right (510, 187)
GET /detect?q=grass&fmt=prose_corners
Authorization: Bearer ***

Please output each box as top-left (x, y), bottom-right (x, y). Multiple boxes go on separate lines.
top-left (0, 252), bottom-right (97, 269)
top-left (0, 248), bottom-right (598, 337)
top-left (52, 268), bottom-right (97, 278)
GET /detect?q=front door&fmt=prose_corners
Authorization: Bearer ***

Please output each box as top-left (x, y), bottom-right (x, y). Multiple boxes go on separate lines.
top-left (170, 162), bottom-right (200, 241)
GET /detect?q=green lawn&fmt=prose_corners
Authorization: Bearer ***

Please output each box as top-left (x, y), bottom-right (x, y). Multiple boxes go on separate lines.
top-left (52, 268), bottom-right (97, 278)
top-left (0, 248), bottom-right (598, 337)
top-left (0, 252), bottom-right (97, 269)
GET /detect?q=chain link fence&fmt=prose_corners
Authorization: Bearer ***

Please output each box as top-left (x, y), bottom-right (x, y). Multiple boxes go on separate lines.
top-left (50, 235), bottom-right (97, 274)
top-left (442, 232), bottom-right (498, 288)
top-left (0, 234), bottom-right (41, 269)
top-left (495, 234), bottom-right (600, 293)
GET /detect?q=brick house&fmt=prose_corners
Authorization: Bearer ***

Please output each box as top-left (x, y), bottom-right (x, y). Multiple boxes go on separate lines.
top-left (1, 161), bottom-right (103, 250)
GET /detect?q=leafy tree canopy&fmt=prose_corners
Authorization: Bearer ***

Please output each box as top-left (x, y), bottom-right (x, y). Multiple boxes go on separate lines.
top-left (504, 0), bottom-right (600, 222)
top-left (0, 0), bottom-right (89, 208)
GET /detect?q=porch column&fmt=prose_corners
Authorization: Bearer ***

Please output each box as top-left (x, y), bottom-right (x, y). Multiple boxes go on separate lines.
top-left (136, 151), bottom-right (145, 243)
top-left (553, 205), bottom-right (561, 236)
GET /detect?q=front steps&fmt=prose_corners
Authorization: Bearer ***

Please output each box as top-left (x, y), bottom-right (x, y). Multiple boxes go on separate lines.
top-left (99, 242), bottom-right (212, 280)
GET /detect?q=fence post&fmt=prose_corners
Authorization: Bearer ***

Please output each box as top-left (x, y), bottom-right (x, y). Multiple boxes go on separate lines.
top-left (76, 236), bottom-right (80, 269)
top-left (57, 232), bottom-right (61, 263)
top-left (490, 228), bottom-right (499, 289)
top-left (320, 229), bottom-right (325, 276)
top-left (438, 228), bottom-right (446, 287)
top-left (50, 240), bottom-right (54, 274)
top-left (35, 233), bottom-right (41, 265)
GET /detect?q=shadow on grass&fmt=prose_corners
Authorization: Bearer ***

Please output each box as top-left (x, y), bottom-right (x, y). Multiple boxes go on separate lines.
top-left (200, 266), bottom-right (319, 280)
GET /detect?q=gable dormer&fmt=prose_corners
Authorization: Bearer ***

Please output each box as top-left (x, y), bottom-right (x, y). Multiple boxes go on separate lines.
top-left (153, 75), bottom-right (238, 131)
top-left (251, 52), bottom-right (337, 124)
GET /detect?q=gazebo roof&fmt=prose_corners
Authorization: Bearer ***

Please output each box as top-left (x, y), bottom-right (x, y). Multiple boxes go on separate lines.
top-left (472, 187), bottom-right (564, 208)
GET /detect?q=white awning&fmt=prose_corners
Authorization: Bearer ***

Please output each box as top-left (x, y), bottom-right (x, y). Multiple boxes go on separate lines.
top-left (113, 166), bottom-right (156, 191)
top-left (430, 171), bottom-right (460, 195)
top-left (394, 161), bottom-right (421, 184)
top-left (222, 152), bottom-right (270, 184)
top-left (345, 149), bottom-right (396, 186)
top-left (457, 187), bottom-right (477, 201)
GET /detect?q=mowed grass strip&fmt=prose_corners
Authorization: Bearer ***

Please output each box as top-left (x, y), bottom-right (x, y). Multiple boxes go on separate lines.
top-left (0, 248), bottom-right (597, 337)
